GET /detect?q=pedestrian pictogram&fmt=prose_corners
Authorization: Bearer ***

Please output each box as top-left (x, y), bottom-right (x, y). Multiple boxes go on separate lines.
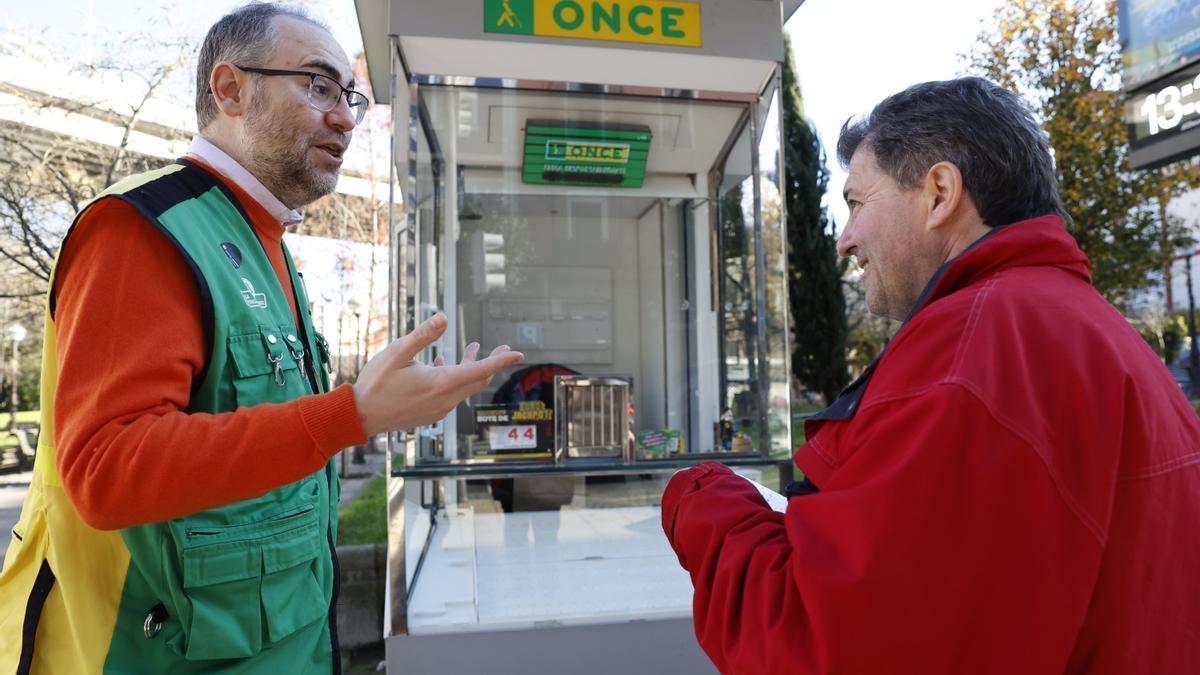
top-left (485, 0), bottom-right (534, 35)
top-left (498, 0), bottom-right (522, 29)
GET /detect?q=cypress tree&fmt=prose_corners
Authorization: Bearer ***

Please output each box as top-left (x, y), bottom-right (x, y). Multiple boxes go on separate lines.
top-left (782, 36), bottom-right (849, 405)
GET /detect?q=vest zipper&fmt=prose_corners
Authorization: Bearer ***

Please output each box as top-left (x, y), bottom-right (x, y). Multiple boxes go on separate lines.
top-left (236, 212), bottom-right (339, 668)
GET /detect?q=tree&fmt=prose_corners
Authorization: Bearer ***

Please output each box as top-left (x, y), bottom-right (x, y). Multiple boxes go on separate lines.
top-left (718, 184), bottom-right (760, 423)
top-left (0, 29), bottom-right (193, 304)
top-left (0, 28), bottom-right (194, 469)
top-left (0, 24), bottom-right (394, 471)
top-left (782, 36), bottom-right (849, 405)
top-left (967, 0), bottom-right (1198, 307)
top-left (842, 270), bottom-right (897, 378)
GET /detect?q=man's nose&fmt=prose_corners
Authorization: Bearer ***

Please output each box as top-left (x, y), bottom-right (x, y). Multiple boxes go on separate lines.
top-left (326, 95), bottom-right (358, 133)
top-left (836, 225), bottom-right (854, 258)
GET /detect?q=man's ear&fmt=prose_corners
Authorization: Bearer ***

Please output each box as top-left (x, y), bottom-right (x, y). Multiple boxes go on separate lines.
top-left (209, 63), bottom-right (249, 118)
top-left (921, 161), bottom-right (964, 232)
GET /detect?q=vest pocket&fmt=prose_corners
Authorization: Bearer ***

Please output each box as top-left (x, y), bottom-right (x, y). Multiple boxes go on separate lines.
top-left (227, 331), bottom-right (301, 405)
top-left (176, 506), bottom-right (325, 661)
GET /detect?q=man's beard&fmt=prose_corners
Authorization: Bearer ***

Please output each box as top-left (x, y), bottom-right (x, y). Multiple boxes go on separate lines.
top-left (241, 96), bottom-right (339, 209)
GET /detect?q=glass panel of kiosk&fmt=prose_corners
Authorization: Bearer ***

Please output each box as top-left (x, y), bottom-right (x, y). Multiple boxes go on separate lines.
top-left (392, 82), bottom-right (790, 636)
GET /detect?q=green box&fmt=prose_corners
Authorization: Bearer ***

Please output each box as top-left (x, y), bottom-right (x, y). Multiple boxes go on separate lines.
top-left (523, 120), bottom-right (652, 188)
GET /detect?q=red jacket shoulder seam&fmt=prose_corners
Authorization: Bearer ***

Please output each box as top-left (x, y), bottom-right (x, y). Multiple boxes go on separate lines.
top-left (942, 377), bottom-right (1107, 547)
top-left (856, 379), bottom-right (1106, 547)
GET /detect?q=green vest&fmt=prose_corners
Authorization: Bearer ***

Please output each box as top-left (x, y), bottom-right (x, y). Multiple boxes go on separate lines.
top-left (9, 160), bottom-right (341, 674)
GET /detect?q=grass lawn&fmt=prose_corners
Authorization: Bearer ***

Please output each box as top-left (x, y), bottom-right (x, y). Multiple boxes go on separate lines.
top-left (337, 474), bottom-right (387, 547)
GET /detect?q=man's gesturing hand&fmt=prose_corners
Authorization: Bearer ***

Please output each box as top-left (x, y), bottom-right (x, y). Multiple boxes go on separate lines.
top-left (351, 313), bottom-right (525, 436)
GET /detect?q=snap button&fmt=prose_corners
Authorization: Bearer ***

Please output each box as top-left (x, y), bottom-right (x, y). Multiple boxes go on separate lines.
top-left (287, 334), bottom-right (297, 342)
top-left (267, 334), bottom-right (277, 344)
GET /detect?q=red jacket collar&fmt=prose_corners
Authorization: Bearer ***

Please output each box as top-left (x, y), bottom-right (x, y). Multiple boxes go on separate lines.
top-left (914, 215), bottom-right (1091, 318)
top-left (805, 215), bottom-right (1089, 427)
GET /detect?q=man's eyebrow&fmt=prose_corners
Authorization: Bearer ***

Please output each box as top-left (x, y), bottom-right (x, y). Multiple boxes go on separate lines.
top-left (300, 59), bottom-right (355, 88)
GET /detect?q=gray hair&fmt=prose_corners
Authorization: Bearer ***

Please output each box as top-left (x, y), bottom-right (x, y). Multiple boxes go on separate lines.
top-left (195, 3), bottom-right (326, 131)
top-left (836, 77), bottom-right (1067, 228)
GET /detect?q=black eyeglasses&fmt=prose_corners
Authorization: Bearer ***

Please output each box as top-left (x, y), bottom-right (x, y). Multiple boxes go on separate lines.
top-left (235, 65), bottom-right (368, 124)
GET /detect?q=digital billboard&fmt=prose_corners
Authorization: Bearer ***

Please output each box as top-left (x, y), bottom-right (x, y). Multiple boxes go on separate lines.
top-left (1119, 0), bottom-right (1200, 90)
top-left (1121, 0), bottom-right (1200, 168)
top-left (1125, 59), bottom-right (1200, 168)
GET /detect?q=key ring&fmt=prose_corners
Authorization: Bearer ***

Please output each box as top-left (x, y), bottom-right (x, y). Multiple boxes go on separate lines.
top-left (144, 604), bottom-right (167, 639)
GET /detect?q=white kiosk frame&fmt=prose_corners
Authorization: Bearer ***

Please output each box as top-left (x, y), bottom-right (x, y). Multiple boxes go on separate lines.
top-left (353, 2), bottom-right (801, 671)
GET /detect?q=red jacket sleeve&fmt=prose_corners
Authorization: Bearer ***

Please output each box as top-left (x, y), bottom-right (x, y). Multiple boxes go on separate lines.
top-left (53, 198), bottom-right (366, 530)
top-left (662, 384), bottom-right (1103, 674)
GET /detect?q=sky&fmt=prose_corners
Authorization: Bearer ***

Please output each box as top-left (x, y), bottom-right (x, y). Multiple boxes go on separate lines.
top-left (785, 0), bottom-right (1002, 228)
top-left (0, 0), bottom-right (1004, 228)
top-left (0, 1), bottom-right (366, 58)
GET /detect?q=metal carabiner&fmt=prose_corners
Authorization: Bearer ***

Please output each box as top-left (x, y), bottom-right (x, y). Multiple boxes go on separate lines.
top-left (284, 334), bottom-right (307, 381)
top-left (144, 604), bottom-right (167, 639)
top-left (268, 352), bottom-right (286, 387)
top-left (294, 347), bottom-right (307, 381)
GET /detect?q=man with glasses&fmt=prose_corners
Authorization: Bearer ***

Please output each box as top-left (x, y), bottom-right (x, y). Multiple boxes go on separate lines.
top-left (0, 4), bottom-right (523, 673)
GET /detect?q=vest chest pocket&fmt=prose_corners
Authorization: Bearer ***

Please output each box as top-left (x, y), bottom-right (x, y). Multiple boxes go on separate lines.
top-left (227, 330), bottom-right (306, 404)
top-left (172, 505), bottom-right (326, 661)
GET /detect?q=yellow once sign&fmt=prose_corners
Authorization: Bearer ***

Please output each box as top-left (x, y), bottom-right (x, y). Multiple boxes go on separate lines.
top-left (533, 0), bottom-right (701, 48)
top-left (546, 140), bottom-right (631, 164)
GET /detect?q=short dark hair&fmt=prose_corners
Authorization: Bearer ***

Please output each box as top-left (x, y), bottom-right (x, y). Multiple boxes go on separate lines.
top-left (836, 77), bottom-right (1067, 227)
top-left (194, 3), bottom-right (326, 131)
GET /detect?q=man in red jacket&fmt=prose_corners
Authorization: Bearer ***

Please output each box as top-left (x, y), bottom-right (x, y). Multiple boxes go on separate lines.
top-left (662, 77), bottom-right (1200, 674)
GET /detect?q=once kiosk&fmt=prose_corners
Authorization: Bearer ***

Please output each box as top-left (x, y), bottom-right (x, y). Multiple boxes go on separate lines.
top-left (353, 1), bottom-right (801, 671)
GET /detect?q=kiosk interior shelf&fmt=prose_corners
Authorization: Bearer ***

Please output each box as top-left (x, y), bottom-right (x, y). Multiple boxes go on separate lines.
top-left (393, 454), bottom-right (795, 492)
top-left (393, 455), bottom-right (793, 636)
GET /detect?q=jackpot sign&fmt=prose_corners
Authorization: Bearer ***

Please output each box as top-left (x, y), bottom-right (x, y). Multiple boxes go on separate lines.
top-left (485, 0), bottom-right (702, 48)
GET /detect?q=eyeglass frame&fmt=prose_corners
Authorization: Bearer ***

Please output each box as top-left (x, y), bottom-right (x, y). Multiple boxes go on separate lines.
top-left (234, 65), bottom-right (368, 124)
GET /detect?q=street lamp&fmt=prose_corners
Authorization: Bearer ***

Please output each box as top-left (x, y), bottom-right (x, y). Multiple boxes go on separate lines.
top-left (346, 297), bottom-right (365, 466)
top-left (8, 323), bottom-right (26, 434)
top-left (347, 297), bottom-right (362, 374)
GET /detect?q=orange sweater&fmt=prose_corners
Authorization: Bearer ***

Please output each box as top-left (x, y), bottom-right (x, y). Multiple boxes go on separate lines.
top-left (53, 161), bottom-right (366, 530)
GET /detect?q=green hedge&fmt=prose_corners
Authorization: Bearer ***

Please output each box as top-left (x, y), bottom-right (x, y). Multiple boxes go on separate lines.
top-left (336, 474), bottom-right (387, 547)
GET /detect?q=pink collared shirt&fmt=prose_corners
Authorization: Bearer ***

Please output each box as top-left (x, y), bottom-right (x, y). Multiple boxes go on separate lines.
top-left (184, 135), bottom-right (304, 228)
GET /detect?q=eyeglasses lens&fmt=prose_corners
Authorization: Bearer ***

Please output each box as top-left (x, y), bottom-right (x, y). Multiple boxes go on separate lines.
top-left (308, 74), bottom-right (367, 124)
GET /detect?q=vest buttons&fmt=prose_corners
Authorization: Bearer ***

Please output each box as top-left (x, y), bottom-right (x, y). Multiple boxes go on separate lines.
top-left (267, 334), bottom-right (277, 344)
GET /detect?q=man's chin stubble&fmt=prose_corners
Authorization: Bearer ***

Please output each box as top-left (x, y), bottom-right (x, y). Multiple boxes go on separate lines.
top-left (274, 164), bottom-right (338, 210)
